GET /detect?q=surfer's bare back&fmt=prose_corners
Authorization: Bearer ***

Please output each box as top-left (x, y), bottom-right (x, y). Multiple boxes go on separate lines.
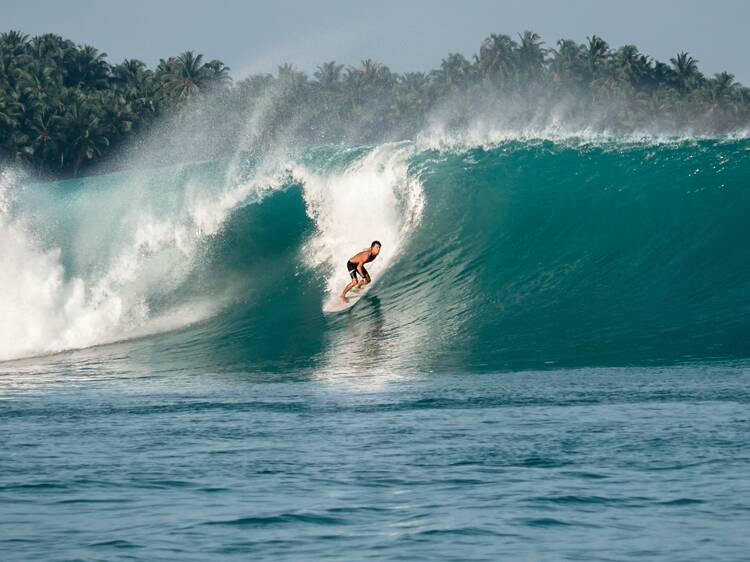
top-left (340, 241), bottom-right (381, 302)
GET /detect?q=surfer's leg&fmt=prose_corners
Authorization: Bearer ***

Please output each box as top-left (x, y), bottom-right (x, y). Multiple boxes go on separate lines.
top-left (341, 278), bottom-right (358, 297)
top-left (341, 269), bottom-right (359, 299)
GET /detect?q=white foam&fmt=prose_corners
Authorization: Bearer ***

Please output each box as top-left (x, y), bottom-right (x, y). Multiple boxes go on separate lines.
top-left (415, 111), bottom-right (750, 153)
top-left (293, 143), bottom-right (424, 303)
top-left (0, 164), bottom-right (287, 362)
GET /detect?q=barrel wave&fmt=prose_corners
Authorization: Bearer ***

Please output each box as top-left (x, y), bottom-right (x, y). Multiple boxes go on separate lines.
top-left (2, 137), bottom-right (750, 371)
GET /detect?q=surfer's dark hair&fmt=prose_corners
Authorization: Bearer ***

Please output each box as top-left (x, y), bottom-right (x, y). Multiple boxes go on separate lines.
top-left (371, 240), bottom-right (382, 248)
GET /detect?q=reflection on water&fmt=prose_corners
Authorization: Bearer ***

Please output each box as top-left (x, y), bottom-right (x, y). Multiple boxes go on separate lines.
top-left (314, 295), bottom-right (413, 389)
top-left (360, 295), bottom-right (385, 363)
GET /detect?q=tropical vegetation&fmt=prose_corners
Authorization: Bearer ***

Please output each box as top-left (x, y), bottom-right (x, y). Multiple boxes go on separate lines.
top-left (1, 30), bottom-right (748, 177)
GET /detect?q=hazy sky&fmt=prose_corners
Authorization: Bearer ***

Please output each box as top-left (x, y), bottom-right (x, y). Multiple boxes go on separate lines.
top-left (5, 0), bottom-right (749, 84)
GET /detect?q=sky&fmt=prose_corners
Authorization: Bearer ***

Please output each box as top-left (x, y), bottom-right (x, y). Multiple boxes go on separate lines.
top-left (4, 0), bottom-right (750, 85)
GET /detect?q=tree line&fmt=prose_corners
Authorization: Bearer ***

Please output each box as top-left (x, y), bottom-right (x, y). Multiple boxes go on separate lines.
top-left (2, 30), bottom-right (749, 177)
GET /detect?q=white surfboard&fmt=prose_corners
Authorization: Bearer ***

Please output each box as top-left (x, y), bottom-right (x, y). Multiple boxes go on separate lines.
top-left (323, 284), bottom-right (371, 314)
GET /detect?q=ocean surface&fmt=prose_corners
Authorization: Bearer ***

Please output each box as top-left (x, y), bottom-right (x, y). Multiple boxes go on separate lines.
top-left (2, 136), bottom-right (750, 560)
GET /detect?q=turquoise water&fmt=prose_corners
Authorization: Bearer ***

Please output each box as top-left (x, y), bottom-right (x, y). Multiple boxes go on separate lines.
top-left (2, 137), bottom-right (750, 560)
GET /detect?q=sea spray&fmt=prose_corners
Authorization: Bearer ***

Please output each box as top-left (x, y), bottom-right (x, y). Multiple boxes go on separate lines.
top-left (0, 160), bottom-right (291, 361)
top-left (0, 169), bottom-right (131, 360)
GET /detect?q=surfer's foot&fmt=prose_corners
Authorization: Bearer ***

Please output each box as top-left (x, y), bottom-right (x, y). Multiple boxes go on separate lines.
top-left (339, 295), bottom-right (349, 303)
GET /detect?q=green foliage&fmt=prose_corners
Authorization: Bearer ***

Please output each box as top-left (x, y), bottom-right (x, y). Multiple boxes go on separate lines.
top-left (1, 29), bottom-right (749, 177)
top-left (0, 31), bottom-right (231, 176)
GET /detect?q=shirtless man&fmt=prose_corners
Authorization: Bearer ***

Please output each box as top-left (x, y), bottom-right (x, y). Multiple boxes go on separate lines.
top-left (340, 241), bottom-right (381, 302)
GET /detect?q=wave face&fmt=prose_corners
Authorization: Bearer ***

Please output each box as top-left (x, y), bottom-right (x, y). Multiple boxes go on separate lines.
top-left (2, 137), bottom-right (750, 371)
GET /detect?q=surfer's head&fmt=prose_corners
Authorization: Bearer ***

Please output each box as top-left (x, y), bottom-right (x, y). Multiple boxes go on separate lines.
top-left (371, 240), bottom-right (381, 255)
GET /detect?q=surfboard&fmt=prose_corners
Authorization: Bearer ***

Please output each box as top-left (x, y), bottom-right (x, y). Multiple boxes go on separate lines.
top-left (323, 284), bottom-right (370, 314)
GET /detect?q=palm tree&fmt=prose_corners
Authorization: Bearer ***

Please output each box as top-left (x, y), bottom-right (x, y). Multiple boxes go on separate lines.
top-left (0, 98), bottom-right (12, 126)
top-left (62, 94), bottom-right (110, 175)
top-left (0, 31), bottom-right (29, 92)
top-left (0, 30), bottom-right (29, 57)
top-left (158, 51), bottom-right (230, 101)
top-left (236, 73), bottom-right (274, 98)
top-left (729, 87), bottom-right (750, 120)
top-left (703, 71), bottom-right (737, 114)
top-left (518, 31), bottom-right (546, 78)
top-left (390, 71), bottom-right (431, 126)
top-left (586, 35), bottom-right (610, 79)
top-left (14, 58), bottom-right (56, 99)
top-left (112, 59), bottom-right (156, 116)
top-left (1, 129), bottom-right (31, 162)
top-left (277, 63), bottom-right (307, 88)
top-left (27, 107), bottom-right (65, 172)
top-left (0, 91), bottom-right (24, 127)
top-left (203, 59), bottom-right (232, 85)
top-left (714, 72), bottom-right (736, 97)
top-left (549, 39), bottom-right (585, 86)
top-left (97, 91), bottom-right (135, 135)
top-left (475, 33), bottom-right (517, 85)
top-left (26, 33), bottom-right (73, 62)
top-left (670, 52), bottom-right (702, 92)
top-left (68, 45), bottom-right (110, 89)
top-left (314, 61), bottom-right (344, 88)
top-left (434, 53), bottom-right (476, 91)
top-left (358, 59), bottom-right (394, 88)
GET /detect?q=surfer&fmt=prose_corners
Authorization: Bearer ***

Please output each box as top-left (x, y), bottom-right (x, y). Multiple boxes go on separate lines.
top-left (340, 241), bottom-right (381, 302)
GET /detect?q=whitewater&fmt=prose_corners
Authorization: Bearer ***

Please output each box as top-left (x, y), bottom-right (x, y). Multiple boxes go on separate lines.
top-left (2, 134), bottom-right (750, 561)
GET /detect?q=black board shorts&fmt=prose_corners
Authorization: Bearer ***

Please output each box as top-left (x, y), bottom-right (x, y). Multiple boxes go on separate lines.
top-left (347, 260), bottom-right (369, 280)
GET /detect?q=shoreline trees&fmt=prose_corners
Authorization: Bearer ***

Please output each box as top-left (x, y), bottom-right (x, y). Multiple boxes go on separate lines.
top-left (1, 30), bottom-right (749, 178)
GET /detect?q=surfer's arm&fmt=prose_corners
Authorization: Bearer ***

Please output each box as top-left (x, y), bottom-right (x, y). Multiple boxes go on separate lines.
top-left (352, 261), bottom-right (368, 285)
